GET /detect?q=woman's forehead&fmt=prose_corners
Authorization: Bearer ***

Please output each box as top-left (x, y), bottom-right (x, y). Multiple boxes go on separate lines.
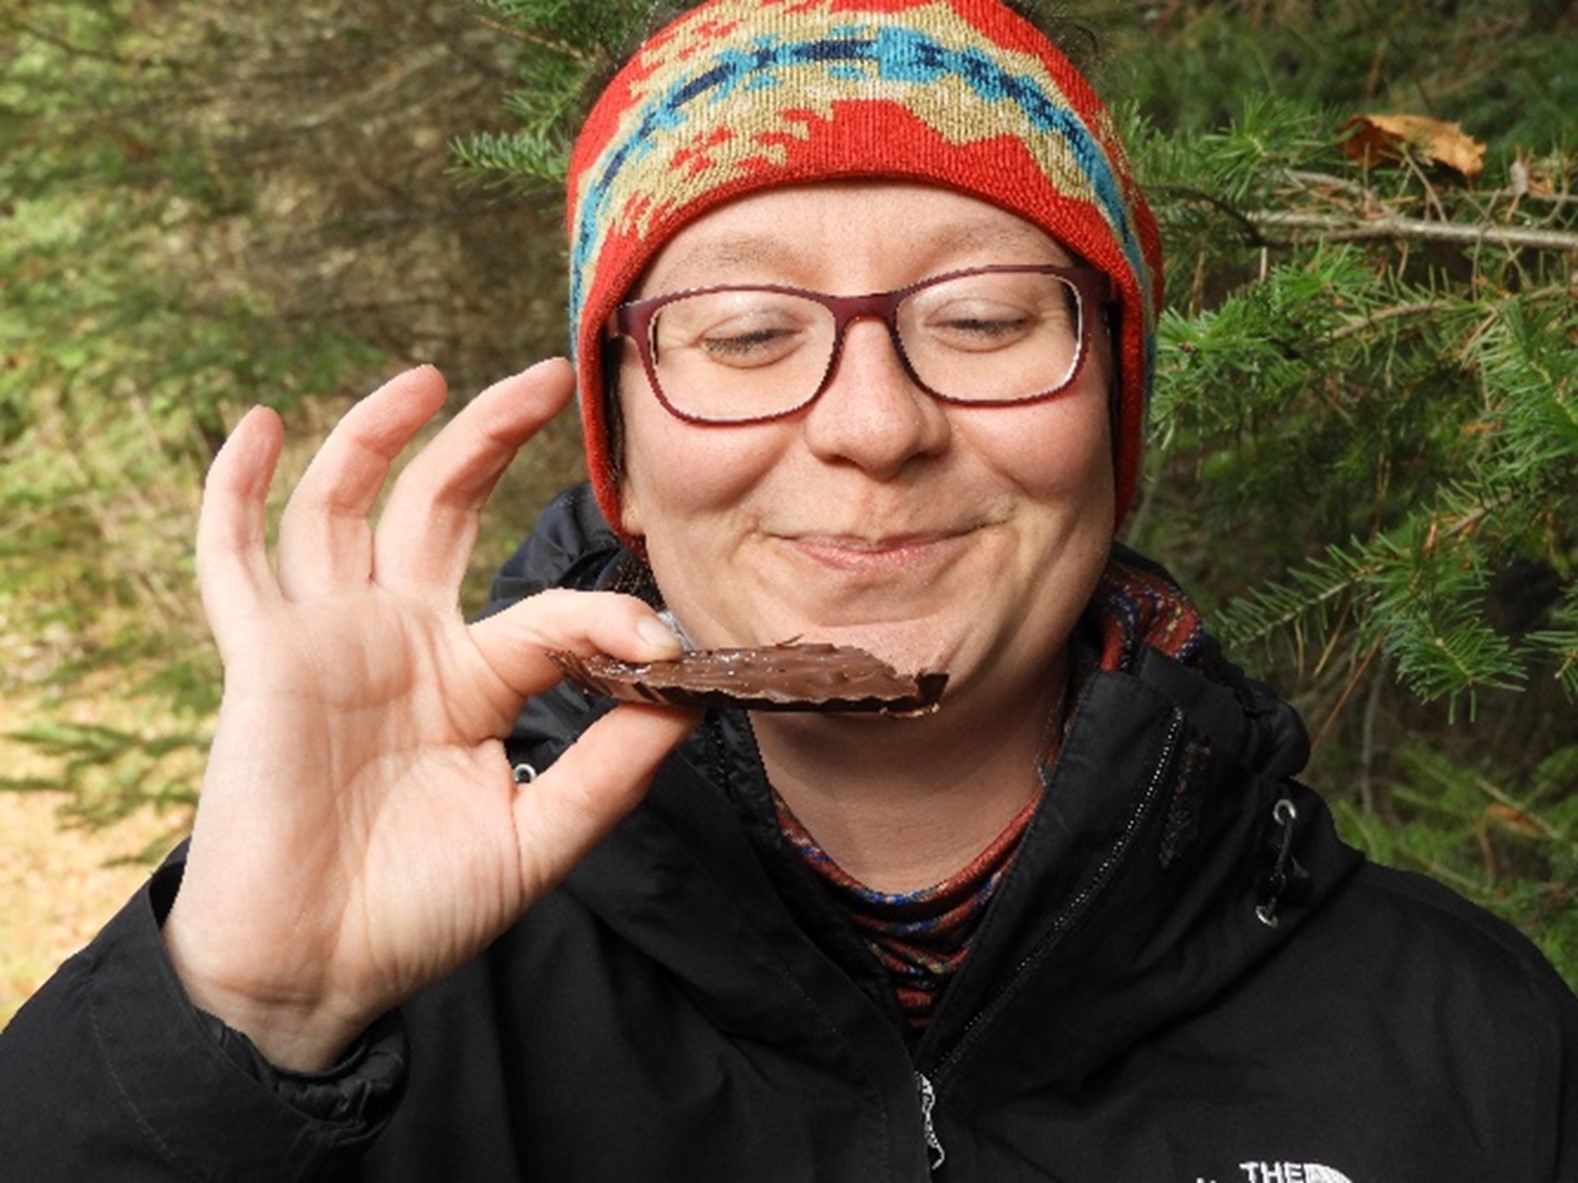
top-left (642, 181), bottom-right (1077, 291)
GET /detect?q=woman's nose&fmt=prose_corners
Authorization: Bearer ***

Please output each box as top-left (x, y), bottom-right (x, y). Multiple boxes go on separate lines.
top-left (801, 318), bottom-right (950, 477)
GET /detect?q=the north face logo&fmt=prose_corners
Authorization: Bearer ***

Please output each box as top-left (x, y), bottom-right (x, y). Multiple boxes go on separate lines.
top-left (1236, 1164), bottom-right (1354, 1183)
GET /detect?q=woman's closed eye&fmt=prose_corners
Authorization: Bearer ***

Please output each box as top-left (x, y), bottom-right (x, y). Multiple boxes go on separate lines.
top-left (908, 274), bottom-right (1078, 355)
top-left (923, 300), bottom-right (1039, 349)
top-left (699, 321), bottom-right (806, 365)
top-left (657, 299), bottom-right (816, 369)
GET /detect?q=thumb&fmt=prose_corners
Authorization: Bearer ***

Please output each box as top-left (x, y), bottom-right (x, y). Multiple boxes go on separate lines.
top-left (509, 703), bottom-right (698, 899)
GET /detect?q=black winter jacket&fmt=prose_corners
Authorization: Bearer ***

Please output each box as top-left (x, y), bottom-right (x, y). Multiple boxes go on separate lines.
top-left (4, 485), bottom-right (1576, 1182)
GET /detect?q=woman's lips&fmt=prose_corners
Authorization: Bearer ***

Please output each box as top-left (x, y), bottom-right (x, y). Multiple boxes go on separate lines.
top-left (781, 530), bottom-right (972, 575)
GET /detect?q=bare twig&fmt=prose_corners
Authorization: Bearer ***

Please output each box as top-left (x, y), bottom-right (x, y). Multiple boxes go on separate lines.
top-left (1327, 299), bottom-right (1457, 343)
top-left (1247, 209), bottom-right (1578, 253)
top-left (469, 15), bottom-right (598, 63)
top-left (1149, 185), bottom-right (1274, 247)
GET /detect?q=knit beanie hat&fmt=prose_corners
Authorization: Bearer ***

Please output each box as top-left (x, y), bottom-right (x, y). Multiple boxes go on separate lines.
top-left (565, 0), bottom-right (1163, 529)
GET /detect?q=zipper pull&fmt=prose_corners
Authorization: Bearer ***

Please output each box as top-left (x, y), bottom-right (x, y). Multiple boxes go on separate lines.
top-left (915, 1072), bottom-right (946, 1171)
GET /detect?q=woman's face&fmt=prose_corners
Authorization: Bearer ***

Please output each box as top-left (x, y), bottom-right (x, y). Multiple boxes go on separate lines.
top-left (614, 181), bottom-right (1115, 715)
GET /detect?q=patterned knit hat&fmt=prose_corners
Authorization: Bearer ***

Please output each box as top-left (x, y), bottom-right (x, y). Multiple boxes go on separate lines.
top-left (566, 0), bottom-right (1163, 528)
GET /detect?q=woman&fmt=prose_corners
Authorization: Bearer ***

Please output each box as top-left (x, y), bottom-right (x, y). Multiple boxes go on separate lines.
top-left (3, 1), bottom-right (1575, 1179)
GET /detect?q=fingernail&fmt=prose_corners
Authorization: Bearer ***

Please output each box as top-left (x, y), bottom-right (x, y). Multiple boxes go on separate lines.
top-left (637, 615), bottom-right (683, 654)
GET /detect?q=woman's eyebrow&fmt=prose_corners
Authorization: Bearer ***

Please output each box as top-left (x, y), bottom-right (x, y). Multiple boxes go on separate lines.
top-left (941, 218), bottom-right (1071, 260)
top-left (647, 216), bottom-right (1068, 292)
top-left (644, 234), bottom-right (799, 289)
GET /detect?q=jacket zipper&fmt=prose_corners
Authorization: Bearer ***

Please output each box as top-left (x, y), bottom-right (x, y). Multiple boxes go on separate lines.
top-left (917, 710), bottom-right (1186, 1160)
top-left (915, 1071), bottom-right (946, 1170)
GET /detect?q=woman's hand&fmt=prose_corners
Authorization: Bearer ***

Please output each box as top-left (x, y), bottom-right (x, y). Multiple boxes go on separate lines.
top-left (162, 361), bottom-right (695, 1071)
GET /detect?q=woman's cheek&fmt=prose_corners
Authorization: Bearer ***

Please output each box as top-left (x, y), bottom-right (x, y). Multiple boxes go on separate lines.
top-left (617, 406), bottom-right (782, 548)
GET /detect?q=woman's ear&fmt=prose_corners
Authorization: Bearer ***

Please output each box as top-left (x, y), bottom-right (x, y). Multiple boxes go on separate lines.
top-left (601, 336), bottom-right (642, 539)
top-left (618, 479), bottom-right (644, 539)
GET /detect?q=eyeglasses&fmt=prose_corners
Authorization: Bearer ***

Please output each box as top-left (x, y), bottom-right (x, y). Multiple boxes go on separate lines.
top-left (612, 264), bottom-right (1112, 425)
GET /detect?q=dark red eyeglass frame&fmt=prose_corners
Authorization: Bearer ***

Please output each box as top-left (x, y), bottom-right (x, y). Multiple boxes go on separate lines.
top-left (611, 264), bottom-right (1114, 426)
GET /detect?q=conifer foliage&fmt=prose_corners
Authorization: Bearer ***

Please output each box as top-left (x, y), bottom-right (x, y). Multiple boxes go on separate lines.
top-left (450, 0), bottom-right (657, 190)
top-left (0, 0), bottom-right (558, 843)
top-left (1110, 2), bottom-right (1578, 977)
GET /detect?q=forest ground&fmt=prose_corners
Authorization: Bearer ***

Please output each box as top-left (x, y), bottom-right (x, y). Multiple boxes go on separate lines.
top-left (0, 717), bottom-right (179, 1027)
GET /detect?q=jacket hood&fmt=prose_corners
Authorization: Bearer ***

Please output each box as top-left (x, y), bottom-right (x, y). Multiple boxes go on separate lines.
top-left (485, 485), bottom-right (1365, 1103)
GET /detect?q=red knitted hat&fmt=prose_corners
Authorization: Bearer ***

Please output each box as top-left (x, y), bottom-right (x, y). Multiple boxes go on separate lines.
top-left (565, 0), bottom-right (1163, 529)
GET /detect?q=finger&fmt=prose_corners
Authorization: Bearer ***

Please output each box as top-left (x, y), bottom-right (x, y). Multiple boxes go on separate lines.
top-left (197, 406), bottom-right (287, 656)
top-left (511, 702), bottom-right (699, 900)
top-left (275, 366), bottom-right (449, 600)
top-left (469, 589), bottom-right (684, 707)
top-left (373, 358), bottom-right (575, 597)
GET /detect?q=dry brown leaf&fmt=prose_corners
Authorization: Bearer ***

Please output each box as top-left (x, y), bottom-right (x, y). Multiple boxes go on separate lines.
top-left (1483, 802), bottom-right (1545, 838)
top-left (1341, 113), bottom-right (1486, 181)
